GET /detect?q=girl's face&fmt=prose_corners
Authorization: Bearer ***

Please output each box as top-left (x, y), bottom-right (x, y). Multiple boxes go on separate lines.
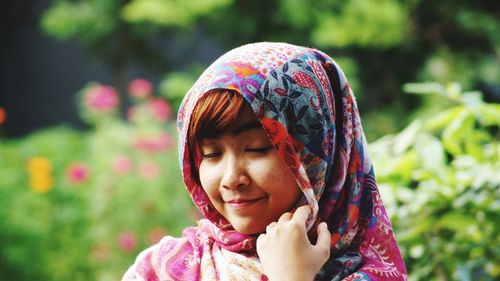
top-left (198, 106), bottom-right (302, 235)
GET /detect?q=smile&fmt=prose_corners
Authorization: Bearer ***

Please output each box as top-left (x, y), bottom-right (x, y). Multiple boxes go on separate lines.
top-left (225, 197), bottom-right (266, 209)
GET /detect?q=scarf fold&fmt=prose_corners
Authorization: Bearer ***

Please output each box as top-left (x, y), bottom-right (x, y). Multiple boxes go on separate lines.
top-left (123, 42), bottom-right (407, 281)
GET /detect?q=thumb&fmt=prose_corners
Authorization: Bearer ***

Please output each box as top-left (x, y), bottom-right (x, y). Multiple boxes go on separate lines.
top-left (315, 222), bottom-right (331, 255)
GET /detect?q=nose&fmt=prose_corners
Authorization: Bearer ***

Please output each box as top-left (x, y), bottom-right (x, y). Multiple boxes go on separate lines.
top-left (221, 155), bottom-right (250, 190)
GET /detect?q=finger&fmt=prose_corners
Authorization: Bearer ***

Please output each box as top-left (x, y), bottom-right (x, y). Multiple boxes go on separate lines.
top-left (256, 234), bottom-right (266, 252)
top-left (291, 205), bottom-right (311, 225)
top-left (266, 222), bottom-right (277, 233)
top-left (315, 222), bottom-right (331, 255)
top-left (278, 212), bottom-right (293, 223)
top-left (257, 233), bottom-right (266, 244)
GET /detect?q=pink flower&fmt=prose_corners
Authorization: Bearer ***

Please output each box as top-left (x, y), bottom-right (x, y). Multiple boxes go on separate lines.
top-left (138, 161), bottom-right (160, 179)
top-left (118, 231), bottom-right (137, 253)
top-left (84, 85), bottom-right (119, 112)
top-left (126, 98), bottom-right (173, 124)
top-left (148, 227), bottom-right (167, 244)
top-left (111, 155), bottom-right (133, 175)
top-left (128, 79), bottom-right (153, 99)
top-left (133, 132), bottom-right (173, 153)
top-left (148, 98), bottom-right (172, 122)
top-left (66, 162), bottom-right (89, 184)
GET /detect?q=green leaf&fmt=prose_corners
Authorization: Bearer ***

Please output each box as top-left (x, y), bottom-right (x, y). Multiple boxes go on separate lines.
top-left (159, 72), bottom-right (197, 110)
top-left (393, 119), bottom-right (422, 154)
top-left (441, 109), bottom-right (474, 156)
top-left (122, 0), bottom-right (193, 26)
top-left (392, 151), bottom-right (417, 182)
top-left (425, 106), bottom-right (463, 131)
top-left (436, 213), bottom-right (476, 232)
top-left (414, 134), bottom-right (447, 180)
top-left (122, 0), bottom-right (232, 26)
top-left (478, 104), bottom-right (500, 126)
top-left (159, 72), bottom-right (196, 99)
top-left (312, 0), bottom-right (408, 48)
top-left (398, 217), bottom-right (433, 241)
top-left (41, 1), bottom-right (115, 43)
top-left (403, 82), bottom-right (446, 96)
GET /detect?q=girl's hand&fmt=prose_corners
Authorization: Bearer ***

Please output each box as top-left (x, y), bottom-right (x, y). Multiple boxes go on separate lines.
top-left (256, 205), bottom-right (331, 281)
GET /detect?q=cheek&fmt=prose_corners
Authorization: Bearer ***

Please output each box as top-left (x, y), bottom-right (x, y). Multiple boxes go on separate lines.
top-left (198, 163), bottom-right (220, 198)
top-left (247, 159), bottom-right (274, 183)
top-left (249, 157), bottom-right (295, 189)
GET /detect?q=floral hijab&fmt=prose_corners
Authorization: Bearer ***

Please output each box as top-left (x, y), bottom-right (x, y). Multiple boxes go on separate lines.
top-left (123, 42), bottom-right (407, 281)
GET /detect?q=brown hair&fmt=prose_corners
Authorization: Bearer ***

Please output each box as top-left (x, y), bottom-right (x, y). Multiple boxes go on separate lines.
top-left (187, 89), bottom-right (247, 179)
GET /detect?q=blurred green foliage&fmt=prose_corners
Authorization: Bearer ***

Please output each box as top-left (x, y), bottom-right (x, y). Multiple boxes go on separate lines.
top-left (370, 83), bottom-right (500, 280)
top-left (0, 81), bottom-right (195, 281)
top-left (0, 127), bottom-right (90, 280)
top-left (40, 0), bottom-right (500, 139)
top-left (121, 0), bottom-right (232, 26)
top-left (310, 0), bottom-right (408, 47)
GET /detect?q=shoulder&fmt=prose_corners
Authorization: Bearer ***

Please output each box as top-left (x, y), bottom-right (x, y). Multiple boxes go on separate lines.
top-left (121, 233), bottom-right (194, 281)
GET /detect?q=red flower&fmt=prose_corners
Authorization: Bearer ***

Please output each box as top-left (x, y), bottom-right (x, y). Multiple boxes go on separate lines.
top-left (127, 98), bottom-right (172, 124)
top-left (66, 162), bottom-right (89, 184)
top-left (148, 98), bottom-right (172, 122)
top-left (138, 161), bottom-right (160, 179)
top-left (0, 107), bottom-right (6, 125)
top-left (84, 85), bottom-right (119, 113)
top-left (128, 79), bottom-right (153, 99)
top-left (111, 155), bottom-right (133, 175)
top-left (133, 132), bottom-right (173, 153)
top-left (118, 231), bottom-right (137, 253)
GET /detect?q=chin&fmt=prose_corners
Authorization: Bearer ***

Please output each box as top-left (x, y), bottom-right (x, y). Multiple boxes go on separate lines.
top-left (232, 223), bottom-right (266, 235)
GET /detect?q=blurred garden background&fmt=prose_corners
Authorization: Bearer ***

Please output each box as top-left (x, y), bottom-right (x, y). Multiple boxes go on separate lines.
top-left (0, 0), bottom-right (499, 280)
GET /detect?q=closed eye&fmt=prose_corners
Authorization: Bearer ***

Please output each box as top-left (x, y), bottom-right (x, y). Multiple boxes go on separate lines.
top-left (246, 147), bottom-right (273, 153)
top-left (202, 152), bottom-right (221, 159)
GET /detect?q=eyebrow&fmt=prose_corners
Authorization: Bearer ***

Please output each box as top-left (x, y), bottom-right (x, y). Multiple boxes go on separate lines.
top-left (204, 121), bottom-right (263, 140)
top-left (230, 121), bottom-right (263, 136)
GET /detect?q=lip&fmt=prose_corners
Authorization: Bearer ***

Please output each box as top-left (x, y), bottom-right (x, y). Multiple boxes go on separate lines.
top-left (225, 196), bottom-right (266, 209)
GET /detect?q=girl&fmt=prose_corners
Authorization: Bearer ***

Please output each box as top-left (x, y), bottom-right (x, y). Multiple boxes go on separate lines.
top-left (123, 42), bottom-right (407, 281)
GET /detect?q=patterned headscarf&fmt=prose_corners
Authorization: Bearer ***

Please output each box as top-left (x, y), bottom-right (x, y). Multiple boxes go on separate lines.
top-left (123, 42), bottom-right (407, 281)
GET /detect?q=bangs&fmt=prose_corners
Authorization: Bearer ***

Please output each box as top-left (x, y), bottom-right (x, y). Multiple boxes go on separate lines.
top-left (190, 89), bottom-right (246, 141)
top-left (188, 90), bottom-right (247, 177)
top-left (189, 89), bottom-right (247, 142)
